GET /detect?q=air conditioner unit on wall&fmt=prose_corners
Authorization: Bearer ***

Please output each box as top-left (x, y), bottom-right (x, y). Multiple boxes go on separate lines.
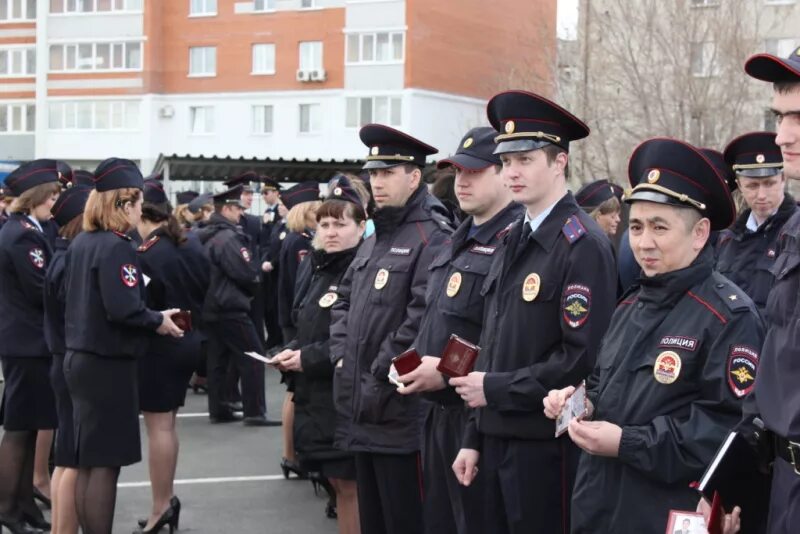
top-left (158, 105), bottom-right (175, 118)
top-left (296, 69), bottom-right (310, 82)
top-left (309, 69), bottom-right (326, 82)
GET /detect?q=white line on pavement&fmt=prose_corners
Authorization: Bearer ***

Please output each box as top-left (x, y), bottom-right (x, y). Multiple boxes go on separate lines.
top-left (138, 412), bottom-right (210, 419)
top-left (119, 475), bottom-right (285, 488)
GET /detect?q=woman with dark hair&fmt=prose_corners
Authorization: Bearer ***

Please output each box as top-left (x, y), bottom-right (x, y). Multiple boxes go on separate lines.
top-left (63, 158), bottom-right (184, 534)
top-left (0, 160), bottom-right (61, 534)
top-left (44, 183), bottom-right (92, 534)
top-left (575, 179), bottom-right (624, 239)
top-left (272, 178), bottom-right (366, 533)
top-left (132, 181), bottom-right (210, 533)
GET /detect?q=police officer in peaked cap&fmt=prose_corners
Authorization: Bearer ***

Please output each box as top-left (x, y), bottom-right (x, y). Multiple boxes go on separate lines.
top-left (575, 179), bottom-right (625, 239)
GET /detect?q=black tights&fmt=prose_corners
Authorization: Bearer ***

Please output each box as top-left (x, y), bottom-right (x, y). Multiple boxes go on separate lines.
top-left (0, 430), bottom-right (36, 520)
top-left (75, 466), bottom-right (120, 534)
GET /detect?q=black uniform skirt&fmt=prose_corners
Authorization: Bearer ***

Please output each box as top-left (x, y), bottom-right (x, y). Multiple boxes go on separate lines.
top-left (64, 351), bottom-right (141, 467)
top-left (138, 332), bottom-right (200, 413)
top-left (0, 356), bottom-right (57, 431)
top-left (50, 353), bottom-right (77, 467)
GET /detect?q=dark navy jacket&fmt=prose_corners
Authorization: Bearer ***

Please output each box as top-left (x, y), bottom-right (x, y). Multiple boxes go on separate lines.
top-left (0, 213), bottom-right (52, 357)
top-left (277, 230), bottom-right (312, 330)
top-left (43, 237), bottom-right (69, 356)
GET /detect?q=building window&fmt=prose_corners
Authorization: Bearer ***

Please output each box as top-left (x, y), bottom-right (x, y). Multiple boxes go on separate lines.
top-left (189, 0), bottom-right (216, 16)
top-left (300, 0), bottom-right (315, 7)
top-left (48, 100), bottom-right (139, 130)
top-left (189, 46), bottom-right (216, 77)
top-left (765, 38), bottom-right (799, 58)
top-left (346, 31), bottom-right (404, 64)
top-left (252, 104), bottom-right (273, 134)
top-left (690, 0), bottom-right (720, 6)
top-left (0, 0), bottom-right (36, 21)
top-left (690, 41), bottom-right (719, 77)
top-left (299, 41), bottom-right (323, 71)
top-left (190, 106), bottom-right (214, 134)
top-left (345, 96), bottom-right (402, 128)
top-left (253, 0), bottom-right (275, 11)
top-left (252, 44), bottom-right (276, 75)
top-left (49, 41), bottom-right (142, 72)
top-left (298, 103), bottom-right (320, 133)
top-left (49, 0), bottom-right (142, 13)
top-left (0, 103), bottom-right (34, 133)
top-left (0, 47), bottom-right (35, 76)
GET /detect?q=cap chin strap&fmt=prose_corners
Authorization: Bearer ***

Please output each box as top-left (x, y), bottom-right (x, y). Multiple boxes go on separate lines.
top-left (624, 184), bottom-right (707, 211)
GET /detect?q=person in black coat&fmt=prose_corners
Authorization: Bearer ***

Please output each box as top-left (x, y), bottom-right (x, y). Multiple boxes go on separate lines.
top-left (0, 160), bottom-right (62, 534)
top-left (272, 178), bottom-right (366, 533)
top-left (63, 158), bottom-right (183, 534)
top-left (44, 182), bottom-right (92, 534)
top-left (258, 177), bottom-right (283, 350)
top-left (133, 181), bottom-right (210, 533)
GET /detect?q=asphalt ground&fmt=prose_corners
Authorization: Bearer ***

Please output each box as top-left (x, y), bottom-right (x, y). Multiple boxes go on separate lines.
top-left (1, 366), bottom-right (339, 534)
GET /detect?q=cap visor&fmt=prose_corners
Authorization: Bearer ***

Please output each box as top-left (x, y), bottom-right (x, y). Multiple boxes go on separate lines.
top-left (745, 54), bottom-right (800, 82)
top-left (362, 160), bottom-right (405, 170)
top-left (436, 153), bottom-right (496, 170)
top-left (735, 167), bottom-right (784, 178)
top-left (493, 139), bottom-right (553, 155)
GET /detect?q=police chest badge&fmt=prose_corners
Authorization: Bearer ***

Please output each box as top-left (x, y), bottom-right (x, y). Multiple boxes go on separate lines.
top-left (121, 264), bottom-right (139, 288)
top-left (446, 272), bottom-right (462, 297)
top-left (240, 247), bottom-right (251, 262)
top-left (28, 247), bottom-right (45, 269)
top-left (374, 268), bottom-right (389, 290)
top-left (653, 351), bottom-right (681, 384)
top-left (521, 273), bottom-right (540, 302)
top-left (727, 345), bottom-right (758, 398)
top-left (279, 231), bottom-right (287, 241)
top-left (318, 292), bottom-right (338, 308)
top-left (562, 284), bottom-right (591, 328)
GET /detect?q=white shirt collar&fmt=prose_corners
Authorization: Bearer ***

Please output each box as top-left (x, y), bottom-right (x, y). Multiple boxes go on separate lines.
top-left (26, 214), bottom-right (43, 233)
top-left (745, 210), bottom-right (776, 233)
top-left (523, 195), bottom-right (563, 234)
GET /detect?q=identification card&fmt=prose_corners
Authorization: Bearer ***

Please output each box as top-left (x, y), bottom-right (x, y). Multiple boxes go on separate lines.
top-left (555, 381), bottom-right (588, 437)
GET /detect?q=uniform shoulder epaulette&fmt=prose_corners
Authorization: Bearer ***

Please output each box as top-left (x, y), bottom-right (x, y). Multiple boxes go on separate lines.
top-left (112, 230), bottom-right (132, 241)
top-left (137, 235), bottom-right (160, 253)
top-left (431, 213), bottom-right (455, 232)
top-left (496, 221), bottom-right (517, 241)
top-left (711, 275), bottom-right (752, 314)
top-left (18, 219), bottom-right (35, 231)
top-left (561, 215), bottom-right (587, 244)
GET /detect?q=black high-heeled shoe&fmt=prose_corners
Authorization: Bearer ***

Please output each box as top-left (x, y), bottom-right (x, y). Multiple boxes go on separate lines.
top-left (20, 509), bottom-right (49, 531)
top-left (137, 495), bottom-right (180, 529)
top-left (0, 514), bottom-right (43, 534)
top-left (308, 472), bottom-right (337, 520)
top-left (31, 488), bottom-right (51, 510)
top-left (280, 457), bottom-right (306, 479)
top-left (133, 503), bottom-right (178, 534)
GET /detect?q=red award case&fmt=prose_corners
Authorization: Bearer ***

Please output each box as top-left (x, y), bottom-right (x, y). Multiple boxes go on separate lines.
top-left (392, 348), bottom-right (422, 376)
top-left (172, 310), bottom-right (192, 332)
top-left (436, 334), bottom-right (480, 378)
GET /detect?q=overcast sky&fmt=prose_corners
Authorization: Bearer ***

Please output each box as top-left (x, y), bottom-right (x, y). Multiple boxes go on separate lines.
top-left (557, 0), bottom-right (579, 40)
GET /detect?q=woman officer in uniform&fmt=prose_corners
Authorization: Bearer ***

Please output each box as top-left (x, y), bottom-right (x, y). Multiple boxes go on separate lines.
top-left (133, 180), bottom-right (209, 533)
top-left (63, 158), bottom-right (183, 534)
top-left (273, 178), bottom-right (365, 533)
top-left (0, 160), bottom-right (61, 534)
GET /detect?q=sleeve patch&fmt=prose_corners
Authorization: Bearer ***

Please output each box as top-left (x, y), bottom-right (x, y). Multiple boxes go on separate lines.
top-left (562, 283), bottom-right (591, 328)
top-left (28, 247), bottom-right (45, 269)
top-left (561, 216), bottom-right (587, 244)
top-left (727, 345), bottom-right (758, 398)
top-left (240, 247), bottom-right (251, 262)
top-left (121, 264), bottom-right (139, 288)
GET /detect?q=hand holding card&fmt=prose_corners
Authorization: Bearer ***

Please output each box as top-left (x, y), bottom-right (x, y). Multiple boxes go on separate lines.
top-left (555, 381), bottom-right (589, 437)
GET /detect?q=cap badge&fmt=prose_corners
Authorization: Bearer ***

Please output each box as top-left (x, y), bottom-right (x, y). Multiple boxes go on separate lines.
top-left (796, 46), bottom-right (800, 56)
top-left (371, 146), bottom-right (379, 156)
top-left (647, 169), bottom-right (660, 184)
top-left (374, 268), bottom-right (389, 290)
top-left (318, 292), bottom-right (338, 308)
top-left (463, 137), bottom-right (474, 149)
top-left (333, 187), bottom-right (342, 196)
top-left (505, 121), bottom-right (515, 134)
top-left (756, 154), bottom-right (765, 164)
top-left (446, 272), bottom-right (462, 298)
top-left (654, 351), bottom-right (682, 384)
top-left (521, 272), bottom-right (541, 302)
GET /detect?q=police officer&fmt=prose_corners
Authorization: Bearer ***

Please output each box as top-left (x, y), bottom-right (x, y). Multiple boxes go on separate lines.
top-left (715, 132), bottom-right (796, 315)
top-left (197, 186), bottom-right (278, 426)
top-left (395, 126), bottom-right (522, 534)
top-left (741, 46), bottom-right (800, 533)
top-left (259, 177), bottom-right (283, 350)
top-left (330, 124), bottom-right (453, 534)
top-left (0, 160), bottom-right (62, 534)
top-left (449, 91), bottom-right (617, 534)
top-left (543, 138), bottom-right (765, 533)
top-left (63, 158), bottom-right (183, 534)
top-left (575, 179), bottom-right (624, 239)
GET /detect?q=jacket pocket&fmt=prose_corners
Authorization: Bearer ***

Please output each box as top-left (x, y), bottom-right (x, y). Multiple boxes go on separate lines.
top-left (369, 256), bottom-right (414, 306)
top-left (355, 372), bottom-right (403, 425)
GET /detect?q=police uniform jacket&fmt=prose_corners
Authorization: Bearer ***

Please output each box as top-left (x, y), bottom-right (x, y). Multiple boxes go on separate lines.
top-left (330, 185), bottom-right (453, 454)
top-left (239, 213), bottom-right (262, 258)
top-left (197, 213), bottom-right (259, 322)
top-left (715, 193), bottom-right (797, 314)
top-left (462, 192), bottom-right (617, 448)
top-left (44, 237), bottom-right (69, 356)
top-left (277, 230), bottom-right (312, 330)
top-left (285, 246), bottom-right (357, 462)
top-left (415, 202), bottom-right (523, 406)
top-left (0, 213), bottom-right (52, 357)
top-left (259, 205), bottom-right (280, 263)
top-left (64, 230), bottom-right (162, 358)
top-left (571, 247), bottom-right (765, 533)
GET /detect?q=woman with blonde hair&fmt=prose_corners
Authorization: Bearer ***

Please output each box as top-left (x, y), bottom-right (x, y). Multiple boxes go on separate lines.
top-left (0, 160), bottom-right (62, 534)
top-left (575, 179), bottom-right (624, 239)
top-left (62, 158), bottom-right (184, 534)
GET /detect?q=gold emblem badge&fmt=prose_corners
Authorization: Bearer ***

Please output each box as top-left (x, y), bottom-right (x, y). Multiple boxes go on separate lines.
top-left (756, 154), bottom-right (765, 164)
top-left (505, 121), bottom-right (515, 134)
top-left (647, 169), bottom-right (660, 184)
top-left (318, 292), bottom-right (338, 308)
top-left (371, 146), bottom-right (379, 156)
top-left (446, 272), bottom-right (462, 298)
top-left (654, 351), bottom-right (682, 384)
top-left (521, 273), bottom-right (541, 302)
top-left (279, 231), bottom-right (287, 240)
top-left (374, 268), bottom-right (389, 290)
top-left (796, 46), bottom-right (800, 56)
top-left (463, 137), bottom-right (474, 149)
top-left (333, 187), bottom-right (342, 196)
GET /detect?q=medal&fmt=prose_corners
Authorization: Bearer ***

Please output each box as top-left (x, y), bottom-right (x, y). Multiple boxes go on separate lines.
top-left (653, 351), bottom-right (681, 384)
top-left (374, 268), bottom-right (389, 290)
top-left (318, 292), bottom-right (338, 308)
top-left (446, 272), bottom-right (462, 297)
top-left (521, 273), bottom-right (540, 302)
